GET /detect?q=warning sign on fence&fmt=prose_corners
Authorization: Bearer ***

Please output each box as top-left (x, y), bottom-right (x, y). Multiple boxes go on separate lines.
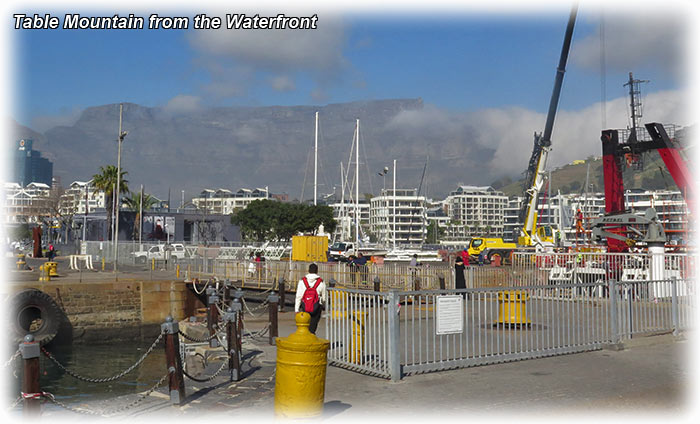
top-left (436, 295), bottom-right (463, 335)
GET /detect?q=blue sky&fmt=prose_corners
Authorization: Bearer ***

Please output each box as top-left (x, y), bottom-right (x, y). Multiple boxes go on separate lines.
top-left (9, 2), bottom-right (692, 132)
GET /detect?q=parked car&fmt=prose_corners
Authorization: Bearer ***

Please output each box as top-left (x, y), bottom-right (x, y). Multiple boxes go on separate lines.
top-left (132, 244), bottom-right (187, 263)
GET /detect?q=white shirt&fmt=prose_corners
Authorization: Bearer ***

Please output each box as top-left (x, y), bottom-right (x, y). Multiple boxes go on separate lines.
top-left (294, 273), bottom-right (327, 312)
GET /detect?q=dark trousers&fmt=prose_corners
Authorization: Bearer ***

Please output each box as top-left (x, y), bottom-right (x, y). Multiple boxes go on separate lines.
top-left (301, 303), bottom-right (323, 334)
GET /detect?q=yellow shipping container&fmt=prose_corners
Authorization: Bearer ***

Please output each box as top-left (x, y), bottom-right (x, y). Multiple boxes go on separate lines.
top-left (292, 235), bottom-right (328, 262)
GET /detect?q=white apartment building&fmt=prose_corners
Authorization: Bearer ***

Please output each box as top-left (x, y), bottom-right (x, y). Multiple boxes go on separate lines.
top-left (192, 187), bottom-right (270, 214)
top-left (59, 180), bottom-right (106, 216)
top-left (2, 182), bottom-right (52, 224)
top-left (444, 186), bottom-right (508, 240)
top-left (369, 188), bottom-right (427, 246)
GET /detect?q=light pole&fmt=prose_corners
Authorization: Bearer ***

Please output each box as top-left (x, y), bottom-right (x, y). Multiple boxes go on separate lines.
top-left (113, 103), bottom-right (128, 272)
top-left (377, 166), bottom-right (389, 243)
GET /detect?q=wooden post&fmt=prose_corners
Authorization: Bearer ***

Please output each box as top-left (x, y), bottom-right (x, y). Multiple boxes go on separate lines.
top-left (439, 275), bottom-right (446, 290)
top-left (207, 286), bottom-right (220, 348)
top-left (161, 316), bottom-right (186, 405)
top-left (225, 305), bottom-right (241, 381)
top-left (20, 335), bottom-right (41, 417)
top-left (277, 277), bottom-right (286, 312)
top-left (268, 293), bottom-right (279, 345)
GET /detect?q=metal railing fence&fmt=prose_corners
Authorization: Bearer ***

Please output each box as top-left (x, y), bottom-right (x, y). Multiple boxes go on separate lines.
top-left (325, 276), bottom-right (694, 380)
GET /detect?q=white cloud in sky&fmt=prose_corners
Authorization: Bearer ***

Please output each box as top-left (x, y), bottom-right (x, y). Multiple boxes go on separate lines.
top-left (385, 89), bottom-right (685, 180)
top-left (187, 16), bottom-right (347, 99)
top-left (31, 107), bottom-right (83, 132)
top-left (572, 12), bottom-right (687, 79)
top-left (270, 75), bottom-right (296, 92)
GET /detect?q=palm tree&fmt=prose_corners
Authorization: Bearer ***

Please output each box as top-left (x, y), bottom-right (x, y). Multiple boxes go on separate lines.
top-left (123, 191), bottom-right (158, 240)
top-left (92, 165), bottom-right (129, 241)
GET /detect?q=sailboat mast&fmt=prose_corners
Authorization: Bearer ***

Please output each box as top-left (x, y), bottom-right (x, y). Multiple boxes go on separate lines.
top-left (314, 111), bottom-right (318, 206)
top-left (355, 119), bottom-right (360, 247)
top-left (393, 159), bottom-right (397, 249)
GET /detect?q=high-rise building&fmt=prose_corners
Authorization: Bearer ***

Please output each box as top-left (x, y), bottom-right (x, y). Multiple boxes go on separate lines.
top-left (14, 139), bottom-right (53, 186)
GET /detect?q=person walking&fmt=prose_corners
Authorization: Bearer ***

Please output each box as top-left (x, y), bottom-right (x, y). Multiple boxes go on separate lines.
top-left (47, 243), bottom-right (56, 261)
top-left (455, 256), bottom-right (466, 298)
top-left (295, 263), bottom-right (327, 334)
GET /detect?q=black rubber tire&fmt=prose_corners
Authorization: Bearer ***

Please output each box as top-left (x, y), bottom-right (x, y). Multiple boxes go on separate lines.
top-left (487, 251), bottom-right (502, 264)
top-left (11, 289), bottom-right (62, 345)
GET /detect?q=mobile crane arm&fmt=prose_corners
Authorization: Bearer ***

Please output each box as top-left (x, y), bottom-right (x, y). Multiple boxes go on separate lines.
top-left (517, 5), bottom-right (577, 247)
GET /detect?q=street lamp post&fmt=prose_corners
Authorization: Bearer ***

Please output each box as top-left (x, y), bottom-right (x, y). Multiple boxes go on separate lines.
top-left (113, 103), bottom-right (128, 272)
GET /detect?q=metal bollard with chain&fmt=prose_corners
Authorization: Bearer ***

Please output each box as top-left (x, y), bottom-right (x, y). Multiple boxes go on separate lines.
top-left (268, 293), bottom-right (279, 345)
top-left (206, 286), bottom-right (220, 348)
top-left (20, 334), bottom-right (41, 417)
top-left (225, 304), bottom-right (241, 382)
top-left (162, 316), bottom-right (186, 405)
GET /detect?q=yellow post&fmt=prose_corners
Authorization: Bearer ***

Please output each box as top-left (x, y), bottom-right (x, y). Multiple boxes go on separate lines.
top-left (46, 261), bottom-right (59, 277)
top-left (176, 264), bottom-right (180, 278)
top-left (151, 258), bottom-right (155, 271)
top-left (350, 310), bottom-right (367, 364)
top-left (16, 254), bottom-right (26, 270)
top-left (274, 312), bottom-right (330, 418)
top-left (495, 290), bottom-right (531, 326)
top-left (101, 257), bottom-right (105, 271)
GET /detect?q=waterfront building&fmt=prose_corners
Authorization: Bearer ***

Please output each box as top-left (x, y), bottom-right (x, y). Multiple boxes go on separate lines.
top-left (369, 188), bottom-right (427, 246)
top-left (2, 182), bottom-right (52, 224)
top-left (191, 187), bottom-right (271, 214)
top-left (13, 139), bottom-right (53, 186)
top-left (329, 199), bottom-right (370, 242)
top-left (444, 185), bottom-right (508, 241)
top-left (59, 180), bottom-right (106, 216)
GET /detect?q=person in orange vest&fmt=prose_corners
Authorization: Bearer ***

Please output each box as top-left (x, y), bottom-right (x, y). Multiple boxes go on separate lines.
top-left (575, 208), bottom-right (585, 239)
top-left (460, 248), bottom-right (470, 266)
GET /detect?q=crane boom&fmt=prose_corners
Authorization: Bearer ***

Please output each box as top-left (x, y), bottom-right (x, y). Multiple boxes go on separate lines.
top-left (517, 5), bottom-right (577, 247)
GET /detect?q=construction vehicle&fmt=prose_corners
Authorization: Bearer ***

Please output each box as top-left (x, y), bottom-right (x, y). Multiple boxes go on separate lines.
top-left (468, 6), bottom-right (577, 263)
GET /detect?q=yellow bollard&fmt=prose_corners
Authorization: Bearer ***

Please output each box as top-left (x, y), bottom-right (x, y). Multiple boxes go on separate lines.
top-left (102, 257), bottom-right (105, 271)
top-left (495, 290), bottom-right (531, 327)
top-left (176, 264), bottom-right (180, 278)
top-left (151, 258), bottom-right (155, 271)
top-left (46, 261), bottom-right (59, 277)
top-left (349, 310), bottom-right (367, 364)
top-left (39, 264), bottom-right (51, 282)
top-left (274, 312), bottom-right (330, 418)
top-left (16, 254), bottom-right (26, 270)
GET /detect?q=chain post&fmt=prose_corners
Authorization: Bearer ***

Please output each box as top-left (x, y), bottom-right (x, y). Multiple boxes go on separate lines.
top-left (20, 334), bottom-right (41, 417)
top-left (225, 305), bottom-right (241, 382)
top-left (232, 291), bottom-right (244, 353)
top-left (206, 286), bottom-right (220, 348)
top-left (161, 316), bottom-right (186, 405)
top-left (438, 274), bottom-right (446, 290)
top-left (267, 293), bottom-right (280, 345)
top-left (277, 277), bottom-right (285, 312)
top-left (373, 276), bottom-right (381, 292)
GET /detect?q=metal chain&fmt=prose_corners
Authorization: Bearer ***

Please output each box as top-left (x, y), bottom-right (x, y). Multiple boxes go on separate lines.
top-left (40, 331), bottom-right (165, 384)
top-left (41, 372), bottom-right (169, 417)
top-left (4, 350), bottom-right (21, 368)
top-left (243, 323), bottom-right (270, 339)
top-left (182, 358), bottom-right (228, 383)
top-left (177, 323), bottom-right (225, 343)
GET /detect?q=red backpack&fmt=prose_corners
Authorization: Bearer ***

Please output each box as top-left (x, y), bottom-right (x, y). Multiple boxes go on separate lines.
top-left (302, 276), bottom-right (322, 313)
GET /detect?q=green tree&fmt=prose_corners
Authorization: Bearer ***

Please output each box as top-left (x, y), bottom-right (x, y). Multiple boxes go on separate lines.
top-left (123, 191), bottom-right (158, 240)
top-left (92, 165), bottom-right (129, 241)
top-left (426, 221), bottom-right (445, 244)
top-left (232, 200), bottom-right (337, 242)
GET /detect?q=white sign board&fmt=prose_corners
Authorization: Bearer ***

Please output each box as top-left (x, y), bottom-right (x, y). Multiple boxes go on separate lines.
top-left (436, 295), bottom-right (463, 335)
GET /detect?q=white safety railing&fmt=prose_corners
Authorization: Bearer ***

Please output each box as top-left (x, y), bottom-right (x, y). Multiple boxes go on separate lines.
top-left (326, 276), bottom-right (694, 380)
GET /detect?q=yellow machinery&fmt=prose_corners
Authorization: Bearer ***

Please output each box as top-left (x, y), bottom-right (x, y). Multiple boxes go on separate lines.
top-left (274, 312), bottom-right (330, 418)
top-left (292, 235), bottom-right (328, 262)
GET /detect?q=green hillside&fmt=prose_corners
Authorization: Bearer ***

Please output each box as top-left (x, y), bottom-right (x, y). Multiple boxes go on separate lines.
top-left (496, 152), bottom-right (680, 198)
